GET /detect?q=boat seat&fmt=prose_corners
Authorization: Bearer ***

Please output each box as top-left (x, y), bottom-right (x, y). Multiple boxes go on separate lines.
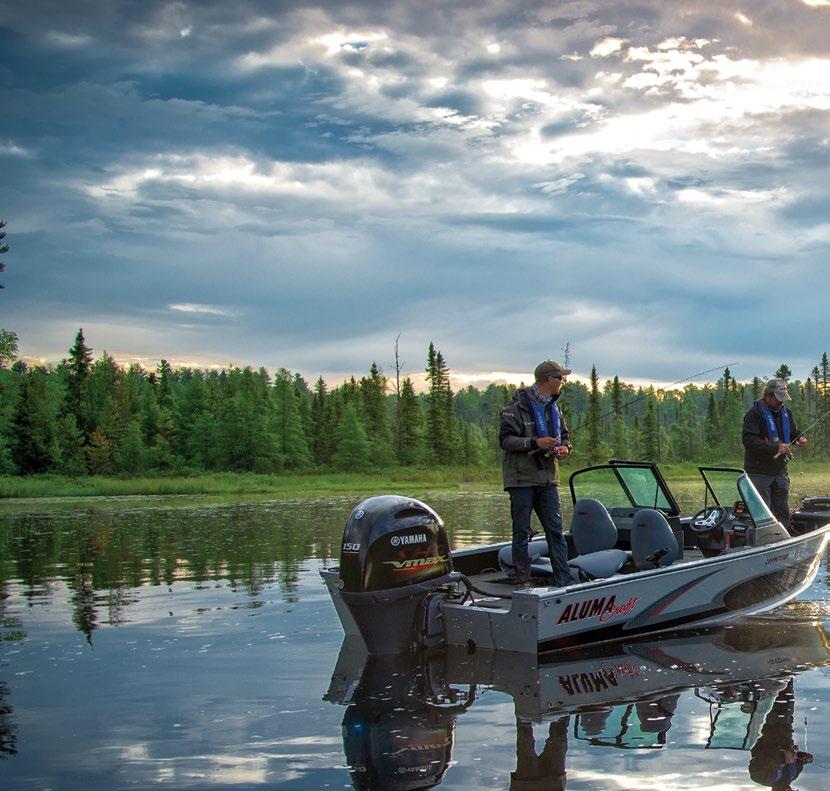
top-left (568, 498), bottom-right (629, 581)
top-left (631, 508), bottom-right (680, 570)
top-left (497, 538), bottom-right (552, 578)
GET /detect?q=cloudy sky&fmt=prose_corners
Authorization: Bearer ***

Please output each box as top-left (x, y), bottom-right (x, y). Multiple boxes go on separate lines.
top-left (2, 1), bottom-right (830, 388)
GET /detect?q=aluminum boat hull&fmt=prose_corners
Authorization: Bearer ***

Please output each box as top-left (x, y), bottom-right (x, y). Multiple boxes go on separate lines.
top-left (322, 523), bottom-right (830, 655)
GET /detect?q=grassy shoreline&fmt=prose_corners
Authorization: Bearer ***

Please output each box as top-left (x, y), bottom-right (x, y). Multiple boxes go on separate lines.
top-left (0, 468), bottom-right (502, 502)
top-left (1, 461), bottom-right (828, 505)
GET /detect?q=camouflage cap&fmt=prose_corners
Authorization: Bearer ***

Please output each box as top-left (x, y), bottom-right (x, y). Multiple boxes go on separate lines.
top-left (534, 360), bottom-right (572, 382)
top-left (764, 377), bottom-right (790, 401)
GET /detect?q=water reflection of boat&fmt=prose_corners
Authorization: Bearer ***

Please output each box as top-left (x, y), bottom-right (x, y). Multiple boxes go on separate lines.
top-left (322, 463), bottom-right (830, 655)
top-left (325, 620), bottom-right (830, 790)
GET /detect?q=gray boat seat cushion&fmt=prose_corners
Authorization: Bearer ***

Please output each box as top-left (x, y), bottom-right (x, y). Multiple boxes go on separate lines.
top-left (631, 508), bottom-right (680, 570)
top-left (568, 548), bottom-right (628, 581)
top-left (571, 498), bottom-right (619, 554)
top-left (498, 538), bottom-right (552, 577)
top-left (568, 498), bottom-right (628, 581)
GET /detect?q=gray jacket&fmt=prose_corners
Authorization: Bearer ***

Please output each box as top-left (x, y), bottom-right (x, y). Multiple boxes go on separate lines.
top-left (499, 389), bottom-right (571, 488)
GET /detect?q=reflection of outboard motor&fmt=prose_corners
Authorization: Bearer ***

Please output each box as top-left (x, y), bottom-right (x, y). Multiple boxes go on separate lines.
top-left (330, 649), bottom-right (470, 791)
top-left (339, 495), bottom-right (456, 654)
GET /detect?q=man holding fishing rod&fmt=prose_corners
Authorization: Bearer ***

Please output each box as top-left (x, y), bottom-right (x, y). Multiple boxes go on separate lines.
top-left (742, 378), bottom-right (807, 526)
top-left (499, 360), bottom-right (573, 589)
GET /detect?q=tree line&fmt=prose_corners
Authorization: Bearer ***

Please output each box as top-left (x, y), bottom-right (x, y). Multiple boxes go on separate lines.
top-left (0, 330), bottom-right (828, 476)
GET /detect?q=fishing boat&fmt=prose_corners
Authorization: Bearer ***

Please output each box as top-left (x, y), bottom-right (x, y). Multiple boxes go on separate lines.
top-left (320, 461), bottom-right (830, 656)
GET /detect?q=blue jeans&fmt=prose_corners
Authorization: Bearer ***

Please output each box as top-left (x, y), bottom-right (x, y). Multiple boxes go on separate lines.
top-left (508, 485), bottom-right (571, 586)
top-left (749, 472), bottom-right (790, 525)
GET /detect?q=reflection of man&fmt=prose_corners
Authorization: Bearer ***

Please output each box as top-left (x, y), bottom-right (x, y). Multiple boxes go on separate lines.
top-left (511, 716), bottom-right (568, 791)
top-left (742, 378), bottom-right (807, 525)
top-left (748, 678), bottom-right (814, 791)
top-left (499, 360), bottom-right (573, 589)
top-left (635, 695), bottom-right (679, 741)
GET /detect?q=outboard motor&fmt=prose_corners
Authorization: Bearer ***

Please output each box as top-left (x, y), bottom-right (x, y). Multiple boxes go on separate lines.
top-left (339, 495), bottom-right (455, 654)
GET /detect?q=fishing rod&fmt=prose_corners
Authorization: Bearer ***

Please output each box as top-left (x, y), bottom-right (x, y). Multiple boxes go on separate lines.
top-left (773, 409), bottom-right (830, 459)
top-left (528, 362), bottom-right (739, 456)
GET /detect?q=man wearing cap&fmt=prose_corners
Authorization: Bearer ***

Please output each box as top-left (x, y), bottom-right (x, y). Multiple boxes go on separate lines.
top-left (499, 360), bottom-right (573, 588)
top-left (741, 378), bottom-right (807, 525)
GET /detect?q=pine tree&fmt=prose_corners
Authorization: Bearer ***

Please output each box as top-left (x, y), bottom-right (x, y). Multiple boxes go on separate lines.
top-left (65, 329), bottom-right (93, 435)
top-left (57, 413), bottom-right (87, 476)
top-left (116, 420), bottom-right (146, 474)
top-left (310, 377), bottom-right (330, 466)
top-left (85, 427), bottom-right (113, 474)
top-left (360, 362), bottom-right (394, 468)
top-left (458, 420), bottom-right (488, 466)
top-left (0, 430), bottom-right (15, 474)
top-left (480, 383), bottom-right (511, 463)
top-left (156, 360), bottom-right (176, 411)
top-left (11, 368), bottom-right (62, 473)
top-left (82, 353), bottom-right (120, 444)
top-left (273, 368), bottom-right (312, 470)
top-left (816, 353), bottom-right (830, 458)
top-left (716, 368), bottom-right (743, 459)
top-left (425, 343), bottom-right (453, 463)
top-left (704, 391), bottom-right (720, 451)
top-left (641, 395), bottom-right (659, 461)
top-left (293, 372), bottom-right (313, 450)
top-left (609, 376), bottom-right (628, 460)
top-left (176, 369), bottom-right (206, 465)
top-left (585, 365), bottom-right (605, 464)
top-left (396, 377), bottom-right (423, 465)
top-left (334, 403), bottom-right (371, 472)
top-left (0, 365), bottom-right (21, 473)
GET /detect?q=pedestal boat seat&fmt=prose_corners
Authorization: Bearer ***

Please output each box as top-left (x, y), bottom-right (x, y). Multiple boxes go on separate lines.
top-left (497, 498), bottom-right (632, 583)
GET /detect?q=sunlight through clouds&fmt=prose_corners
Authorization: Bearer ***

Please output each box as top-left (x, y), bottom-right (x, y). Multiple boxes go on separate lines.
top-left (590, 37), bottom-right (627, 58)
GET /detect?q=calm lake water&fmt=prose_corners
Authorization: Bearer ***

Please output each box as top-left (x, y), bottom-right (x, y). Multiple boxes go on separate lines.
top-left (1, 482), bottom-right (830, 790)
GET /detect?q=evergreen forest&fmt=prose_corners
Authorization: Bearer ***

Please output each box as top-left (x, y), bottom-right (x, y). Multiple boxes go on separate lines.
top-left (0, 330), bottom-right (829, 477)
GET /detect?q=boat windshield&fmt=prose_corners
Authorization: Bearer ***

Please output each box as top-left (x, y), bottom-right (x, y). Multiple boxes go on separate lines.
top-left (569, 462), bottom-right (678, 514)
top-left (699, 467), bottom-right (778, 526)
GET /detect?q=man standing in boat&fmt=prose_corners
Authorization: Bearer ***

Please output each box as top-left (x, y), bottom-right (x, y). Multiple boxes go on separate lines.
top-left (500, 360), bottom-right (573, 589)
top-left (741, 378), bottom-right (807, 526)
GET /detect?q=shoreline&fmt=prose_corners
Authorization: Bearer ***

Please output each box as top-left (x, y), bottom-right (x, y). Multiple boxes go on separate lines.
top-left (1, 461), bottom-right (827, 508)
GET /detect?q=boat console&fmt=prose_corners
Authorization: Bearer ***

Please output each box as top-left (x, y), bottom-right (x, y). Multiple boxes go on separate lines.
top-left (689, 503), bottom-right (789, 556)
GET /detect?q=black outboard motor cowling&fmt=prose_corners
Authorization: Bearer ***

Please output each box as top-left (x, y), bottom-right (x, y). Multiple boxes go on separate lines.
top-left (338, 495), bottom-right (455, 654)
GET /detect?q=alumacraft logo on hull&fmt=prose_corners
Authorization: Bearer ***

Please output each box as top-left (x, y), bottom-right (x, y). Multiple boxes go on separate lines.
top-left (557, 594), bottom-right (639, 625)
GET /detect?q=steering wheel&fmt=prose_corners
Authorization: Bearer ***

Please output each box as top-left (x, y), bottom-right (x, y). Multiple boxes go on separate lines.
top-left (690, 505), bottom-right (727, 534)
